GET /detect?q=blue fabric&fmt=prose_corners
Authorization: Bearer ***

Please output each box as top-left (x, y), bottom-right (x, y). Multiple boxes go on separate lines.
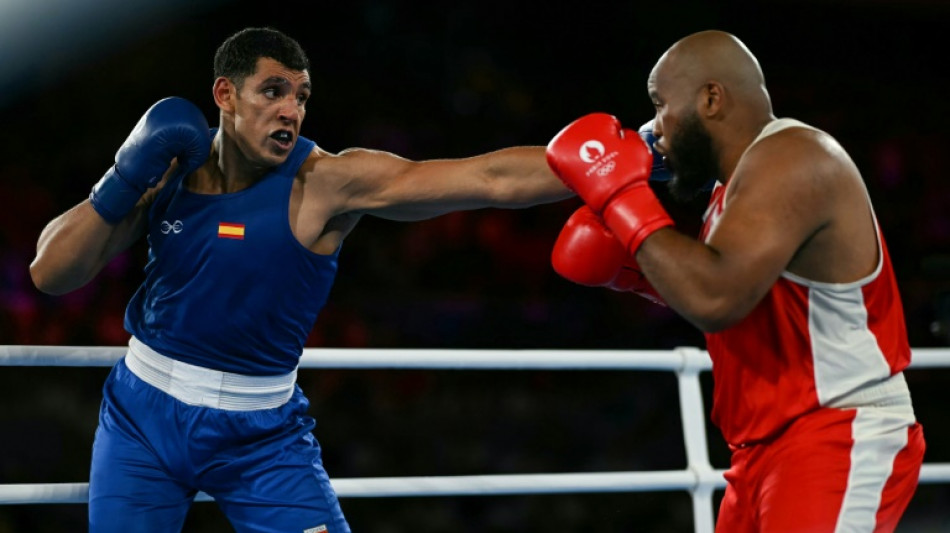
top-left (99, 133), bottom-right (350, 531)
top-left (125, 133), bottom-right (338, 375)
top-left (89, 359), bottom-right (350, 533)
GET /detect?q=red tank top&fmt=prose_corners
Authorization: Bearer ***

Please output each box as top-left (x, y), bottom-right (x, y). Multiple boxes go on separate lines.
top-left (700, 119), bottom-right (911, 446)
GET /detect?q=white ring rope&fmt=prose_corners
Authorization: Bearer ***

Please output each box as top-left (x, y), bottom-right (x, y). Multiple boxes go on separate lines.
top-left (0, 470), bottom-right (701, 505)
top-left (1, 345), bottom-right (947, 533)
top-left (0, 346), bottom-right (698, 370)
top-left (5, 345), bottom-right (948, 370)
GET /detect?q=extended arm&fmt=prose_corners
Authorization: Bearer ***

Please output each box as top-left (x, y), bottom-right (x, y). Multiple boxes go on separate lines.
top-left (317, 145), bottom-right (574, 221)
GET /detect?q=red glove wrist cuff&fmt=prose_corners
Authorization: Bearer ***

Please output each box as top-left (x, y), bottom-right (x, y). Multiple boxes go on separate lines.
top-left (602, 185), bottom-right (674, 255)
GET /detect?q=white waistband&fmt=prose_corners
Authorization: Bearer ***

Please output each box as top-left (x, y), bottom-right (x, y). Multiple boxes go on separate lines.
top-left (124, 336), bottom-right (297, 411)
top-left (826, 372), bottom-right (915, 419)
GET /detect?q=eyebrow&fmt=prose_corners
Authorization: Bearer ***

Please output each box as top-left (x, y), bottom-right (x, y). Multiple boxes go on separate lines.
top-left (259, 76), bottom-right (312, 91)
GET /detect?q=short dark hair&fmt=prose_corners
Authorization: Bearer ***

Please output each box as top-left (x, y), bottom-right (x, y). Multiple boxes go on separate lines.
top-left (213, 27), bottom-right (310, 88)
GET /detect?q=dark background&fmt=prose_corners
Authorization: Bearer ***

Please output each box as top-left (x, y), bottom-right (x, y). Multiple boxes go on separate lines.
top-left (1, 0), bottom-right (949, 531)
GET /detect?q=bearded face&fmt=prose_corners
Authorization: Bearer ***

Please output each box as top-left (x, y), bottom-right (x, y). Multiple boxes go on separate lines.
top-left (664, 111), bottom-right (721, 202)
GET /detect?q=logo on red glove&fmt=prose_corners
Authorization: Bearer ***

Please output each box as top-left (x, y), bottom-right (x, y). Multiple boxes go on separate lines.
top-left (579, 140), bottom-right (605, 163)
top-left (596, 160), bottom-right (616, 176)
top-left (577, 139), bottom-right (619, 178)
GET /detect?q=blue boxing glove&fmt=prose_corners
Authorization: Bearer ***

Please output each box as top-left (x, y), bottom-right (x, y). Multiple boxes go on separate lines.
top-left (637, 119), bottom-right (673, 182)
top-left (90, 97), bottom-right (211, 224)
top-left (638, 119), bottom-right (715, 191)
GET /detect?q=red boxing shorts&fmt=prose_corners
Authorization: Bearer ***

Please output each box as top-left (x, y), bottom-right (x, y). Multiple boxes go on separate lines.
top-left (716, 405), bottom-right (924, 533)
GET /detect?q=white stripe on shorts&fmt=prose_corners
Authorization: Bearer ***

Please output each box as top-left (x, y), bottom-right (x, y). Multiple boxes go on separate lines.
top-left (835, 405), bottom-right (914, 532)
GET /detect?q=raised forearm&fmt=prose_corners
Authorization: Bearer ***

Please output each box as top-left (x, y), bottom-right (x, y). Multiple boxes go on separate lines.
top-left (32, 97), bottom-right (209, 295)
top-left (635, 228), bottom-right (773, 332)
top-left (31, 200), bottom-right (144, 295)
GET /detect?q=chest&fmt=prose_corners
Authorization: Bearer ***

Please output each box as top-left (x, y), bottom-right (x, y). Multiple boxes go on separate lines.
top-left (148, 175), bottom-right (296, 269)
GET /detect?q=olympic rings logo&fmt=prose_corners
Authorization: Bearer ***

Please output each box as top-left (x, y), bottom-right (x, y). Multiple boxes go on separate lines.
top-left (160, 220), bottom-right (184, 234)
top-left (596, 161), bottom-right (616, 176)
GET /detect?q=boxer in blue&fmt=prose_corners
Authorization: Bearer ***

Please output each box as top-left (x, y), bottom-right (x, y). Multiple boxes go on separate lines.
top-left (29, 27), bottom-right (573, 532)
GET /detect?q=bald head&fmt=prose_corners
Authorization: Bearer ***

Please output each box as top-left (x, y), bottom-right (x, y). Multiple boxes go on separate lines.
top-left (649, 30), bottom-right (772, 120)
top-left (647, 31), bottom-right (776, 196)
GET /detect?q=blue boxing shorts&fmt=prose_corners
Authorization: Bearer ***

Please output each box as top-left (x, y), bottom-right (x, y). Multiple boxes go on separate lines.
top-left (88, 337), bottom-right (350, 533)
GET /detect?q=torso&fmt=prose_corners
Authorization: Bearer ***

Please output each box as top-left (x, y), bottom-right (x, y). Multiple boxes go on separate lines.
top-left (127, 134), bottom-right (341, 375)
top-left (701, 119), bottom-right (912, 446)
top-left (183, 143), bottom-right (361, 257)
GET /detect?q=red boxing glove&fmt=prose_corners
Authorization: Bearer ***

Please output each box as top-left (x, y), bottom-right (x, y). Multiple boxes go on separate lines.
top-left (547, 113), bottom-right (673, 255)
top-left (552, 206), bottom-right (665, 305)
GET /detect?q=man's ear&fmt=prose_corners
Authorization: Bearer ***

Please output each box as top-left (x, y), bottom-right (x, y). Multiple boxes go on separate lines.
top-left (212, 77), bottom-right (236, 113)
top-left (700, 81), bottom-right (724, 118)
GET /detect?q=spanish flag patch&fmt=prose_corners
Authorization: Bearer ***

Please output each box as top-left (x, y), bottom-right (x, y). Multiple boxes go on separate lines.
top-left (217, 222), bottom-right (245, 240)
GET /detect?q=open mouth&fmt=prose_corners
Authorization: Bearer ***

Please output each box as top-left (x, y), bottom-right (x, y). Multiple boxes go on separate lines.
top-left (270, 130), bottom-right (294, 148)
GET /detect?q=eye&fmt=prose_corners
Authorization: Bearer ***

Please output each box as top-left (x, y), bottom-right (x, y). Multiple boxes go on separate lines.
top-left (263, 88), bottom-right (278, 99)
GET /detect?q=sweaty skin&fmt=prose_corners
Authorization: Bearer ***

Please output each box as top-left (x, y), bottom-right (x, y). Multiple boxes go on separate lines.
top-left (640, 30), bottom-right (878, 332)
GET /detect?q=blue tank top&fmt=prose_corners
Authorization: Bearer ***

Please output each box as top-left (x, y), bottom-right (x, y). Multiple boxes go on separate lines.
top-left (125, 135), bottom-right (339, 375)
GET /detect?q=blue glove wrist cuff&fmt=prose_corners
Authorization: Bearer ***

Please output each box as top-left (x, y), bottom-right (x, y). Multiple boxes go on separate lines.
top-left (89, 166), bottom-right (142, 225)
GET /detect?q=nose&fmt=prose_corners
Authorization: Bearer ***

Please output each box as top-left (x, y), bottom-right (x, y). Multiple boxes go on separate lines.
top-left (278, 97), bottom-right (300, 123)
top-left (650, 120), bottom-right (666, 155)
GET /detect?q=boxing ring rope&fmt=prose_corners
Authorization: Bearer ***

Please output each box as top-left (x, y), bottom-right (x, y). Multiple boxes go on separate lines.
top-left (2, 346), bottom-right (949, 533)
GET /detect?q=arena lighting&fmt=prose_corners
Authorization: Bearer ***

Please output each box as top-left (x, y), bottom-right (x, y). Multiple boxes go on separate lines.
top-left (0, 0), bottom-right (229, 107)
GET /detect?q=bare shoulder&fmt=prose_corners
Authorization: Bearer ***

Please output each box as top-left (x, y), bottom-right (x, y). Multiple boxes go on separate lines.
top-left (740, 126), bottom-right (876, 281)
top-left (296, 145), bottom-right (349, 191)
top-left (303, 146), bottom-right (411, 187)
top-left (298, 144), bottom-right (337, 178)
top-left (293, 145), bottom-right (406, 218)
top-left (730, 125), bottom-right (859, 202)
top-left (308, 146), bottom-right (408, 173)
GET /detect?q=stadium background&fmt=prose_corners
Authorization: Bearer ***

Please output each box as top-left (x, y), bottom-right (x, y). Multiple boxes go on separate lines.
top-left (1, 0), bottom-right (948, 530)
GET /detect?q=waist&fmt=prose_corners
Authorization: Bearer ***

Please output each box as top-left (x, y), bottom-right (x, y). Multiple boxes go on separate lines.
top-left (727, 373), bottom-right (915, 449)
top-left (825, 371), bottom-right (913, 414)
top-left (125, 336), bottom-right (297, 411)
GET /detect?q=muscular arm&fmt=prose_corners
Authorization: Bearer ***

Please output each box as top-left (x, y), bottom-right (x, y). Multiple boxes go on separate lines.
top-left (318, 146), bottom-right (573, 221)
top-left (31, 191), bottom-right (154, 295)
top-left (31, 97), bottom-right (210, 295)
top-left (636, 132), bottom-right (850, 332)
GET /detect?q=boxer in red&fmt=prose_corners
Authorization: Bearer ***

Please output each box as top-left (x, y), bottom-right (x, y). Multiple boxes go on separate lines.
top-left (548, 30), bottom-right (924, 533)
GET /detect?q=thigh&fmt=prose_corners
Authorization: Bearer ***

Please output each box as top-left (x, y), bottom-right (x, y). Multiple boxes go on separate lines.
top-left (216, 454), bottom-right (349, 533)
top-left (202, 391), bottom-right (350, 533)
top-left (872, 422), bottom-right (925, 533)
top-left (715, 448), bottom-right (757, 533)
top-left (716, 481), bottom-right (756, 533)
top-left (89, 364), bottom-right (195, 533)
top-left (758, 408), bottom-right (920, 533)
top-left (756, 410), bottom-right (854, 533)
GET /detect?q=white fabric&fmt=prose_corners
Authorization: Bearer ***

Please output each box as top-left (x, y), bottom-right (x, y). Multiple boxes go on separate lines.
top-left (835, 406), bottom-right (913, 532)
top-left (125, 336), bottom-right (297, 410)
